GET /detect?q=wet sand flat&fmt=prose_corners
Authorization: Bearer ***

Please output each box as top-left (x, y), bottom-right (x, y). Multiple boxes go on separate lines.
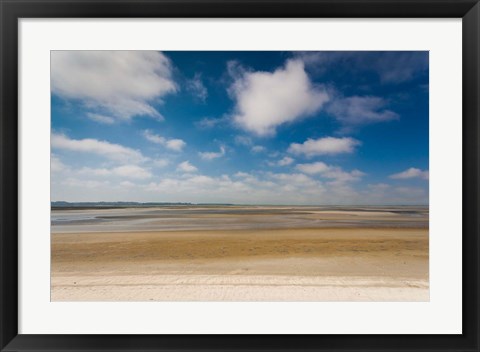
top-left (51, 205), bottom-right (429, 233)
top-left (51, 226), bottom-right (429, 301)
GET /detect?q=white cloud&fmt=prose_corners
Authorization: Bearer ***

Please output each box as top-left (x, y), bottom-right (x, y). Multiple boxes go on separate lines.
top-left (146, 171), bottom-right (325, 205)
top-left (78, 168), bottom-right (110, 177)
top-left (153, 158), bottom-right (169, 168)
top-left (234, 171), bottom-right (251, 178)
top-left (186, 73), bottom-right (208, 102)
top-left (61, 178), bottom-right (111, 189)
top-left (143, 130), bottom-right (165, 144)
top-left (165, 139), bottom-right (186, 151)
top-left (327, 96), bottom-right (398, 126)
top-left (51, 51), bottom-right (176, 121)
top-left (143, 130), bottom-right (186, 151)
top-left (269, 156), bottom-right (294, 167)
top-left (323, 168), bottom-right (365, 184)
top-left (288, 137), bottom-right (360, 157)
top-left (269, 172), bottom-right (318, 186)
top-left (229, 59), bottom-right (329, 136)
top-left (295, 162), bottom-right (364, 183)
top-left (86, 113), bottom-right (115, 124)
top-left (199, 146), bottom-right (226, 160)
top-left (51, 133), bottom-right (146, 163)
top-left (367, 183), bottom-right (391, 192)
top-left (177, 161), bottom-right (198, 173)
top-left (251, 145), bottom-right (266, 153)
top-left (51, 154), bottom-right (67, 173)
top-left (52, 167), bottom-right (425, 205)
top-left (112, 165), bottom-right (152, 179)
top-left (390, 167), bottom-right (429, 180)
top-left (295, 51), bottom-right (342, 68)
top-left (361, 183), bottom-right (428, 205)
top-left (295, 161), bottom-right (329, 174)
top-left (78, 165), bottom-right (152, 180)
top-left (277, 156), bottom-right (294, 166)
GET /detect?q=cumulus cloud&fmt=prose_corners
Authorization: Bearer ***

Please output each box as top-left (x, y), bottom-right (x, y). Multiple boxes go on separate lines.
top-left (367, 183), bottom-right (391, 192)
top-left (199, 146), bottom-right (226, 160)
top-left (361, 183), bottom-right (428, 205)
top-left (143, 130), bottom-right (186, 151)
top-left (153, 158), bottom-right (169, 168)
top-left (390, 167), bottom-right (429, 180)
top-left (327, 96), bottom-right (398, 127)
top-left (322, 169), bottom-right (365, 184)
top-left (51, 133), bottom-right (146, 163)
top-left (51, 51), bottom-right (177, 121)
top-left (62, 178), bottom-right (110, 189)
top-left (295, 162), bottom-right (364, 183)
top-left (165, 139), bottom-right (186, 151)
top-left (146, 171), bottom-right (325, 205)
top-left (51, 156), bottom-right (153, 200)
top-left (177, 161), bottom-right (198, 173)
top-left (186, 73), bottom-right (208, 102)
top-left (86, 113), bottom-right (115, 124)
top-left (143, 130), bottom-right (165, 144)
top-left (78, 165), bottom-right (152, 180)
top-left (295, 161), bottom-right (330, 174)
top-left (269, 156), bottom-right (294, 166)
top-left (107, 165), bottom-right (152, 179)
top-left (269, 172), bottom-right (318, 186)
top-left (52, 166), bottom-right (424, 205)
top-left (288, 137), bottom-right (360, 157)
top-left (234, 171), bottom-right (252, 178)
top-left (229, 59), bottom-right (329, 136)
top-left (277, 156), bottom-right (294, 166)
top-left (51, 154), bottom-right (67, 173)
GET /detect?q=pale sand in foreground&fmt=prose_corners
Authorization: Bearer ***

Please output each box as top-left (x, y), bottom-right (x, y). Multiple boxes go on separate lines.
top-left (51, 228), bottom-right (429, 301)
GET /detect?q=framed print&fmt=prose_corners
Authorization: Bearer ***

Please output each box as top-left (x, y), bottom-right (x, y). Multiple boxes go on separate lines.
top-left (1, 0), bottom-right (479, 351)
top-left (49, 49), bottom-right (430, 303)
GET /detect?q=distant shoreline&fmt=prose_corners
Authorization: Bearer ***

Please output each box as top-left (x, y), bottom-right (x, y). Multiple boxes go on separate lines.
top-left (51, 203), bottom-right (429, 210)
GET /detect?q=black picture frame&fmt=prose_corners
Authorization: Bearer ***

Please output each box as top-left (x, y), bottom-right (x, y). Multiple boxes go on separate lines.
top-left (1, 1), bottom-right (478, 351)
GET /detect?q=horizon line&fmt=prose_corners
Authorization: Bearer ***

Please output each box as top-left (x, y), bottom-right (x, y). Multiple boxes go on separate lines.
top-left (51, 201), bottom-right (429, 207)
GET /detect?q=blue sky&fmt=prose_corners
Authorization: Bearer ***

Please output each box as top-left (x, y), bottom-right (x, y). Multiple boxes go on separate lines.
top-left (51, 51), bottom-right (429, 205)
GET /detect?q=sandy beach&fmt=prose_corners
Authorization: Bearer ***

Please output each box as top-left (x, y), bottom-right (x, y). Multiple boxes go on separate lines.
top-left (51, 206), bottom-right (429, 301)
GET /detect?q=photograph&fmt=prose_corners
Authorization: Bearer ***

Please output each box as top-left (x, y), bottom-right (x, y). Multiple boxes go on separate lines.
top-left (50, 50), bottom-right (429, 302)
